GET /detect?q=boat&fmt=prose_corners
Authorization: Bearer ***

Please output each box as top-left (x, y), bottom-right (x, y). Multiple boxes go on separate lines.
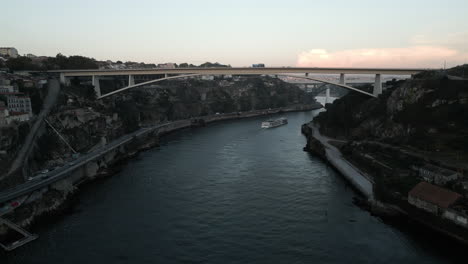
top-left (261, 117), bottom-right (288, 128)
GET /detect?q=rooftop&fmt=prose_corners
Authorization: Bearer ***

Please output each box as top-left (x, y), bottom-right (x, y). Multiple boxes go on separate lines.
top-left (409, 182), bottom-right (462, 209)
top-left (422, 163), bottom-right (458, 177)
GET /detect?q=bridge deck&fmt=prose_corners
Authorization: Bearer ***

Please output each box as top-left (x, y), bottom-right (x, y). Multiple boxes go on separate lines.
top-left (53, 67), bottom-right (427, 77)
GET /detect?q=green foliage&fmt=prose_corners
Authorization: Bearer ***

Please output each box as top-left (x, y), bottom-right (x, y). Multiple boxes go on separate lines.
top-left (43, 53), bottom-right (99, 70)
top-left (6, 56), bottom-right (40, 71)
top-left (199, 62), bottom-right (230, 68)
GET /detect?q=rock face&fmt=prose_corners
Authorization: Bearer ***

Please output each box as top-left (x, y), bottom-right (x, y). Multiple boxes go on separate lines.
top-left (314, 68), bottom-right (468, 154)
top-left (0, 75), bottom-right (319, 188)
top-left (301, 124), bottom-right (326, 159)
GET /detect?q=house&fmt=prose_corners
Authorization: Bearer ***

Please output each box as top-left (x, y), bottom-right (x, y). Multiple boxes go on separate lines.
top-left (7, 95), bottom-right (33, 117)
top-left (408, 182), bottom-right (462, 214)
top-left (201, 75), bottom-right (214, 81)
top-left (443, 208), bottom-right (468, 227)
top-left (0, 47), bottom-right (19, 58)
top-left (0, 103), bottom-right (9, 126)
top-left (8, 112), bottom-right (30, 123)
top-left (157, 63), bottom-right (176, 69)
top-left (417, 164), bottom-right (460, 185)
top-left (0, 79), bottom-right (19, 93)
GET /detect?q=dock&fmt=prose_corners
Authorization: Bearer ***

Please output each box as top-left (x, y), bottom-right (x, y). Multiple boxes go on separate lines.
top-left (0, 217), bottom-right (38, 251)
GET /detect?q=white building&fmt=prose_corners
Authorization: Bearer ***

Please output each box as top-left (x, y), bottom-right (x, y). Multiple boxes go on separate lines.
top-left (7, 96), bottom-right (32, 116)
top-left (0, 104), bottom-right (9, 126)
top-left (417, 164), bottom-right (460, 185)
top-left (157, 63), bottom-right (176, 69)
top-left (0, 47), bottom-right (19, 58)
top-left (7, 112), bottom-right (30, 123)
top-left (0, 80), bottom-right (18, 93)
top-left (201, 75), bottom-right (215, 81)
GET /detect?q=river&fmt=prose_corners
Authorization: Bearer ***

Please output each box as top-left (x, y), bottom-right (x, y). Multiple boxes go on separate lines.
top-left (1, 110), bottom-right (461, 263)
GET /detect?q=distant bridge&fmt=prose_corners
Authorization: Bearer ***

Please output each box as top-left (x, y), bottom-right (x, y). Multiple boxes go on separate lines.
top-left (52, 67), bottom-right (427, 101)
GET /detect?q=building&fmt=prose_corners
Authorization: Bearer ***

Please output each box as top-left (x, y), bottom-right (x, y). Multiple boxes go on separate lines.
top-left (408, 182), bottom-right (462, 214)
top-left (0, 47), bottom-right (19, 58)
top-left (0, 79), bottom-right (19, 93)
top-left (0, 102), bottom-right (9, 126)
top-left (417, 164), bottom-right (460, 185)
top-left (7, 112), bottom-right (30, 123)
top-left (201, 75), bottom-right (215, 81)
top-left (252, 63), bottom-right (265, 68)
top-left (7, 96), bottom-right (32, 117)
top-left (157, 63), bottom-right (176, 69)
top-left (443, 208), bottom-right (468, 227)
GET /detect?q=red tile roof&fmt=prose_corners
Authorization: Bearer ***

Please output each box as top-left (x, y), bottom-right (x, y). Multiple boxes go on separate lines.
top-left (409, 182), bottom-right (462, 209)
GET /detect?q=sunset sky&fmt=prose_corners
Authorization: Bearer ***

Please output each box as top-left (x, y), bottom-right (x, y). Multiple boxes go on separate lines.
top-left (2, 0), bottom-right (468, 68)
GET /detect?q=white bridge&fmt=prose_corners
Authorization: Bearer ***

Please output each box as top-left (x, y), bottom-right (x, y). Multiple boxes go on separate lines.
top-left (53, 67), bottom-right (426, 101)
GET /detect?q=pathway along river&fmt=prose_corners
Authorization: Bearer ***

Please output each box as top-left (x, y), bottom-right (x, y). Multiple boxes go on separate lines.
top-left (1, 110), bottom-right (464, 263)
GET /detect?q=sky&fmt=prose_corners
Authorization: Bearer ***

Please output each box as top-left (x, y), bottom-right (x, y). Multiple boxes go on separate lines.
top-left (2, 0), bottom-right (468, 68)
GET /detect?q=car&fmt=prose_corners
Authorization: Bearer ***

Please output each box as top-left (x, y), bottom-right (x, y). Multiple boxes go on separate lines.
top-left (40, 169), bottom-right (49, 174)
top-left (41, 175), bottom-right (49, 180)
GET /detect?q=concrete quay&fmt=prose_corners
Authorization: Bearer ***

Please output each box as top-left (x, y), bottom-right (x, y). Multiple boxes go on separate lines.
top-left (304, 122), bottom-right (374, 199)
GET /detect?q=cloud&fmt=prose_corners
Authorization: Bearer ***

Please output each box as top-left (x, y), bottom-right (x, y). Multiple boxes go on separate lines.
top-left (297, 46), bottom-right (467, 68)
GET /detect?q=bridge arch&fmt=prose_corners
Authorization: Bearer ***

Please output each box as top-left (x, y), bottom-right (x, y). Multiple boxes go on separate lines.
top-left (98, 73), bottom-right (376, 99)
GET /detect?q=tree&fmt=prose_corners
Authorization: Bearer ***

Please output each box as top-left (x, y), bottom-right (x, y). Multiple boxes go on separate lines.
top-left (179, 63), bottom-right (189, 68)
top-left (5, 56), bottom-right (40, 71)
top-left (43, 53), bottom-right (99, 70)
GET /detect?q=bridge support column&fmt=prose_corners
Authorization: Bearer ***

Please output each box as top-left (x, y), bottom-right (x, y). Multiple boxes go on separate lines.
top-left (339, 73), bottom-right (345, 85)
top-left (59, 73), bottom-right (70, 86)
top-left (164, 74), bottom-right (168, 78)
top-left (373, 74), bottom-right (382, 96)
top-left (305, 73), bottom-right (309, 77)
top-left (92, 75), bottom-right (102, 98)
top-left (128, 75), bottom-right (135, 86)
top-left (325, 88), bottom-right (330, 105)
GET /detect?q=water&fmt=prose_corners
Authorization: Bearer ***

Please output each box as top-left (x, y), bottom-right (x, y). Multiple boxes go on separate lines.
top-left (1, 111), bottom-right (460, 263)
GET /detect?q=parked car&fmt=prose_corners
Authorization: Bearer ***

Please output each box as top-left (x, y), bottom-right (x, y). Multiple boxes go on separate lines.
top-left (40, 169), bottom-right (49, 174)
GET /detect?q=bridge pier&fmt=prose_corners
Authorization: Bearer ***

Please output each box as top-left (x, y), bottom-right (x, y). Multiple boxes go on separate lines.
top-left (305, 73), bottom-right (309, 77)
top-left (128, 75), bottom-right (135, 86)
top-left (325, 87), bottom-right (330, 105)
top-left (339, 73), bottom-right (345, 85)
top-left (373, 74), bottom-right (382, 96)
top-left (92, 75), bottom-right (102, 98)
top-left (59, 73), bottom-right (70, 86)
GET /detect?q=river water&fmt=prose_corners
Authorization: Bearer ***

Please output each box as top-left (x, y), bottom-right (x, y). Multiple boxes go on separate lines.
top-left (1, 110), bottom-right (461, 263)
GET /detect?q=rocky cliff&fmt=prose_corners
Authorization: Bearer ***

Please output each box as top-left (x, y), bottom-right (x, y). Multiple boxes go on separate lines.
top-left (314, 65), bottom-right (468, 157)
top-left (0, 75), bottom-right (319, 189)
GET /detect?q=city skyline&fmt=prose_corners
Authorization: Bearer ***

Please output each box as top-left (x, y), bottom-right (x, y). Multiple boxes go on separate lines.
top-left (2, 0), bottom-right (468, 68)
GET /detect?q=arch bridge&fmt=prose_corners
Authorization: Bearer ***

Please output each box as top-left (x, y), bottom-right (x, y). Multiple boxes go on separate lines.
top-left (53, 67), bottom-right (426, 101)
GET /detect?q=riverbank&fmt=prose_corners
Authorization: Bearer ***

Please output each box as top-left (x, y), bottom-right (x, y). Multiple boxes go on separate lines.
top-left (301, 122), bottom-right (374, 199)
top-left (301, 121), bottom-right (468, 246)
top-left (0, 104), bottom-right (321, 250)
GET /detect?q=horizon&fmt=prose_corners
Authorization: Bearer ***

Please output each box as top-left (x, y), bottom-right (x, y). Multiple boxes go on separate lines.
top-left (2, 0), bottom-right (468, 68)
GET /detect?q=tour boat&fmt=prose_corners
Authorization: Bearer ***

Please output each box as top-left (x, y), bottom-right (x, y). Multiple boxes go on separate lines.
top-left (261, 117), bottom-right (288, 128)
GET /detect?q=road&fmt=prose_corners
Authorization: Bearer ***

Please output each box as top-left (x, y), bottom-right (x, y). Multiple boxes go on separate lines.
top-left (308, 123), bottom-right (374, 198)
top-left (6, 79), bottom-right (61, 176)
top-left (0, 123), bottom-right (168, 205)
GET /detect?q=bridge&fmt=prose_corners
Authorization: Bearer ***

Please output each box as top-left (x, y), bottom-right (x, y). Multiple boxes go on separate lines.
top-left (54, 67), bottom-right (426, 101)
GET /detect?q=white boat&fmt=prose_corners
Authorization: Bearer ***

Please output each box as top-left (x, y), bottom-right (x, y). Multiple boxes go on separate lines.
top-left (261, 117), bottom-right (288, 128)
